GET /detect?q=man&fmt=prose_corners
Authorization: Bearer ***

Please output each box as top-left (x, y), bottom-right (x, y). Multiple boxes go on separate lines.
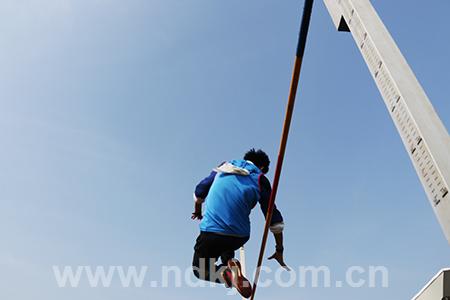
top-left (191, 148), bottom-right (287, 298)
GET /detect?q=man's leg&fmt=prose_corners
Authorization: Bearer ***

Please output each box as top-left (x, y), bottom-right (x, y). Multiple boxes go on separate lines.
top-left (192, 232), bottom-right (252, 296)
top-left (219, 250), bottom-right (235, 268)
top-left (192, 232), bottom-right (228, 284)
top-left (219, 235), bottom-right (248, 266)
top-left (218, 236), bottom-right (252, 298)
top-left (192, 251), bottom-right (221, 282)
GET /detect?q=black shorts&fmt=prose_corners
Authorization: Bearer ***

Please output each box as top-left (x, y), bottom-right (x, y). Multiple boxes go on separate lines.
top-left (192, 231), bottom-right (249, 283)
top-left (194, 231), bottom-right (249, 259)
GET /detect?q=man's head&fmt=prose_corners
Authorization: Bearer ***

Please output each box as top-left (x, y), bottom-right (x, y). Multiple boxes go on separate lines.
top-left (244, 148), bottom-right (270, 174)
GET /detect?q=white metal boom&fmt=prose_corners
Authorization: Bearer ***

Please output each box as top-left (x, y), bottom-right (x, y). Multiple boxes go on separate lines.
top-left (323, 0), bottom-right (450, 242)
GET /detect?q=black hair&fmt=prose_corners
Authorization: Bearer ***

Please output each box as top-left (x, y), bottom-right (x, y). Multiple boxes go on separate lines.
top-left (244, 148), bottom-right (270, 173)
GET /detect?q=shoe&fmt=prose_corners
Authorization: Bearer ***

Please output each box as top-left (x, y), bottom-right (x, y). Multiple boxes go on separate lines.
top-left (221, 268), bottom-right (233, 288)
top-left (227, 258), bottom-right (252, 299)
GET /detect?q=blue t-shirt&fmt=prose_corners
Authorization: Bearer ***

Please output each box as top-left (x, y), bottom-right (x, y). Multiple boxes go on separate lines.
top-left (194, 159), bottom-right (283, 237)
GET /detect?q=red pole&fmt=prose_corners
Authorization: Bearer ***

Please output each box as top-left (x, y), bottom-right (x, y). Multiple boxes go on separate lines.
top-left (250, 1), bottom-right (314, 299)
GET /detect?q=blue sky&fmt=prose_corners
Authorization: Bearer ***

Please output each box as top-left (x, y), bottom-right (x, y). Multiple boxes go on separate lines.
top-left (0, 0), bottom-right (449, 299)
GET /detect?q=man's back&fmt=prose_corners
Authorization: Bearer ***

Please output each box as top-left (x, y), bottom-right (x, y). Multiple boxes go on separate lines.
top-left (200, 160), bottom-right (261, 237)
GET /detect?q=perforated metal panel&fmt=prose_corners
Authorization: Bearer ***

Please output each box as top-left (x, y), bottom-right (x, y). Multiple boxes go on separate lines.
top-left (324, 0), bottom-right (450, 241)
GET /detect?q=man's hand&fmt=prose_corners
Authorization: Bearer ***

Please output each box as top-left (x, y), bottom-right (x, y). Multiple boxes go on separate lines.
top-left (268, 250), bottom-right (290, 271)
top-left (269, 231), bottom-right (289, 270)
top-left (191, 200), bottom-right (203, 220)
top-left (191, 210), bottom-right (203, 220)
